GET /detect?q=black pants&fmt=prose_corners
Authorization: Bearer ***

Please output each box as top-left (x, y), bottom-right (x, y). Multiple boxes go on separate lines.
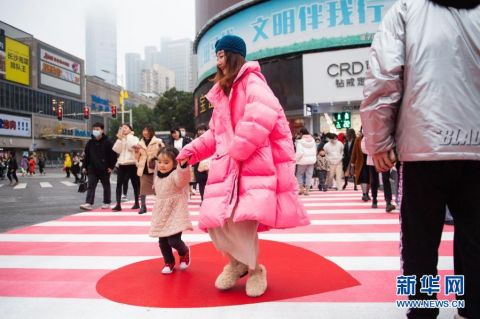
top-left (368, 165), bottom-right (393, 203)
top-left (401, 161), bottom-right (480, 319)
top-left (116, 165), bottom-right (139, 205)
top-left (39, 166), bottom-right (45, 174)
top-left (7, 170), bottom-right (18, 183)
top-left (158, 232), bottom-right (188, 264)
top-left (85, 172), bottom-right (111, 205)
top-left (65, 167), bottom-right (71, 177)
top-left (196, 175), bottom-right (207, 201)
top-left (122, 176), bottom-right (128, 196)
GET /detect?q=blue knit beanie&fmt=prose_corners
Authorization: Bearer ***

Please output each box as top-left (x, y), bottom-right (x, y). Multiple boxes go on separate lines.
top-left (215, 35), bottom-right (247, 58)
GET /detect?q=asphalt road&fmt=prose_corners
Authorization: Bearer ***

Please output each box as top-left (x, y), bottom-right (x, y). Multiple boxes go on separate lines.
top-left (0, 168), bottom-right (121, 233)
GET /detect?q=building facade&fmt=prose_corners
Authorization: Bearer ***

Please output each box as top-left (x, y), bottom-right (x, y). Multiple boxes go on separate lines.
top-left (193, 0), bottom-right (396, 135)
top-left (0, 21), bottom-right (88, 163)
top-left (140, 64), bottom-right (175, 96)
top-left (86, 75), bottom-right (157, 132)
top-left (85, 5), bottom-right (117, 85)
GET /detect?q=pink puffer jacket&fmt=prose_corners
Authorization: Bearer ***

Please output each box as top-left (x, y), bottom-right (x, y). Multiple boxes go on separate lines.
top-left (178, 61), bottom-right (310, 232)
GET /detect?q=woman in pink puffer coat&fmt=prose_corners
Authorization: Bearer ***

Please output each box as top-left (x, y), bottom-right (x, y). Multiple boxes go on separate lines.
top-left (177, 35), bottom-right (309, 298)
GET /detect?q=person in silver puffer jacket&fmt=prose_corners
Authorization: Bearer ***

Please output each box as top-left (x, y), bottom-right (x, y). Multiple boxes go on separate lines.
top-left (360, 1), bottom-right (480, 318)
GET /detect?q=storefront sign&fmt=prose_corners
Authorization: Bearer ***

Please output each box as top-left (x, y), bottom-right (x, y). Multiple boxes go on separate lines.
top-left (38, 45), bottom-right (82, 98)
top-left (303, 47), bottom-right (370, 104)
top-left (91, 95), bottom-right (111, 112)
top-left (197, 0), bottom-right (395, 81)
top-left (0, 113), bottom-right (31, 137)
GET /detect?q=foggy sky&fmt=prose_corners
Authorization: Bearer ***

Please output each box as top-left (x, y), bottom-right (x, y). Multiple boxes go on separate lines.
top-left (0, 0), bottom-right (195, 85)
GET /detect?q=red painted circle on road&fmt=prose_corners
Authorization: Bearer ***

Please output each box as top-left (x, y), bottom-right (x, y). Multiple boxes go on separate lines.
top-left (96, 240), bottom-right (359, 307)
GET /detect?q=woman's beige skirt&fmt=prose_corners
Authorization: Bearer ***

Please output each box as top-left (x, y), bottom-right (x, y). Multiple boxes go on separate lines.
top-left (208, 216), bottom-right (259, 270)
top-left (140, 174), bottom-right (154, 196)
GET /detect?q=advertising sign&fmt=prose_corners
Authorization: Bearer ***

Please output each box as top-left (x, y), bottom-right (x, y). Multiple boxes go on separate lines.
top-left (303, 47), bottom-right (370, 104)
top-left (91, 95), bottom-right (111, 112)
top-left (0, 29), bottom-right (5, 76)
top-left (2, 37), bottom-right (30, 85)
top-left (197, 0), bottom-right (395, 81)
top-left (0, 113), bottom-right (31, 137)
top-left (38, 45), bottom-right (82, 98)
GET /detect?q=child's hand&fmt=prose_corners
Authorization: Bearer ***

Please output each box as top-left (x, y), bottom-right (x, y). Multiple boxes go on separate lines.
top-left (179, 158), bottom-right (189, 166)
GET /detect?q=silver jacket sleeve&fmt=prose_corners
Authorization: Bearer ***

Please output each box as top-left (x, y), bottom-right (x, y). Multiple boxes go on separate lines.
top-left (360, 0), bottom-right (480, 162)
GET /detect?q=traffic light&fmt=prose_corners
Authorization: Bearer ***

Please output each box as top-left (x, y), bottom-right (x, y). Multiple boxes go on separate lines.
top-left (111, 105), bottom-right (117, 118)
top-left (83, 106), bottom-right (90, 119)
top-left (57, 106), bottom-right (63, 121)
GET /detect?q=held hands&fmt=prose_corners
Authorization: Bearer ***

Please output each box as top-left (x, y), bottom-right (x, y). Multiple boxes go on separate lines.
top-left (177, 155), bottom-right (190, 167)
top-left (372, 149), bottom-right (396, 173)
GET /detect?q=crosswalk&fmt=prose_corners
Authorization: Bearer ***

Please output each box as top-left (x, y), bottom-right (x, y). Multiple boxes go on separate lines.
top-left (0, 188), bottom-right (456, 319)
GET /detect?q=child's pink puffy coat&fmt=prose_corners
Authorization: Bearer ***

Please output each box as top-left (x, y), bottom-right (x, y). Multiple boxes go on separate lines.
top-left (177, 61), bottom-right (310, 231)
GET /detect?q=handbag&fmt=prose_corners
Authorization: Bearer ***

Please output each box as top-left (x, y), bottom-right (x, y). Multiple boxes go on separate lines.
top-left (77, 175), bottom-right (89, 193)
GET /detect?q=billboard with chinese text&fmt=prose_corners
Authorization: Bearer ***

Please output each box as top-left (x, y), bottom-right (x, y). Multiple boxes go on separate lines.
top-left (0, 113), bottom-right (31, 137)
top-left (303, 47), bottom-right (370, 104)
top-left (197, 0), bottom-right (395, 82)
top-left (1, 36), bottom-right (30, 86)
top-left (38, 45), bottom-right (82, 98)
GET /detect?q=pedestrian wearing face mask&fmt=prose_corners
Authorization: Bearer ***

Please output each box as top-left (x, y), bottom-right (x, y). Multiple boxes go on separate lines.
top-left (79, 123), bottom-right (117, 211)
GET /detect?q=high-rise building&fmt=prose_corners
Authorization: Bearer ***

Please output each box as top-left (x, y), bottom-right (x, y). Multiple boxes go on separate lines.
top-left (125, 53), bottom-right (142, 93)
top-left (140, 64), bottom-right (175, 95)
top-left (85, 5), bottom-right (117, 85)
top-left (157, 38), bottom-right (196, 92)
top-left (144, 46), bottom-right (157, 70)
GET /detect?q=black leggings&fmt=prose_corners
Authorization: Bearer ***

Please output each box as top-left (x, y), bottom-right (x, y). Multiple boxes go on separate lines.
top-left (158, 232), bottom-right (188, 264)
top-left (7, 170), bottom-right (18, 183)
top-left (116, 165), bottom-right (139, 205)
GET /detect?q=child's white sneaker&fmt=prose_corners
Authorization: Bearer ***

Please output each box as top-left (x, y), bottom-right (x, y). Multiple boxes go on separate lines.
top-left (161, 263), bottom-right (175, 274)
top-left (179, 246), bottom-right (191, 270)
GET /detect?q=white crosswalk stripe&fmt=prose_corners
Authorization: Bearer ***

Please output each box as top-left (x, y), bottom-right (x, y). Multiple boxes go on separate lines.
top-left (13, 183), bottom-right (27, 189)
top-left (60, 181), bottom-right (76, 187)
top-left (39, 182), bottom-right (53, 188)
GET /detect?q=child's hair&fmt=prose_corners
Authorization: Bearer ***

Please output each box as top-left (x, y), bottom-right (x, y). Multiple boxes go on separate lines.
top-left (157, 146), bottom-right (179, 166)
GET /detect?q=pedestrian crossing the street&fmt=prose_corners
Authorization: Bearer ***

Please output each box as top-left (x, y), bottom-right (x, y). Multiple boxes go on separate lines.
top-left (0, 187), bottom-right (456, 318)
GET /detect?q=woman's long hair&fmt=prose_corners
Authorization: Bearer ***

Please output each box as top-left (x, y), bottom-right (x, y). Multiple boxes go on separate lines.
top-left (212, 51), bottom-right (246, 96)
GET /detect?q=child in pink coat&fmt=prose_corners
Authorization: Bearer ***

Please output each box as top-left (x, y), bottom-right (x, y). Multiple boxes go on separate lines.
top-left (150, 146), bottom-right (193, 274)
top-left (177, 35), bottom-right (309, 297)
